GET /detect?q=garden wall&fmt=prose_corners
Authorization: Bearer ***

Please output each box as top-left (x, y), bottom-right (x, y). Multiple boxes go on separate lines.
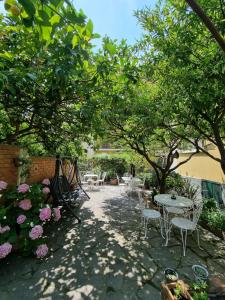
top-left (27, 157), bottom-right (56, 184)
top-left (0, 145), bottom-right (20, 186)
top-left (0, 145), bottom-right (56, 185)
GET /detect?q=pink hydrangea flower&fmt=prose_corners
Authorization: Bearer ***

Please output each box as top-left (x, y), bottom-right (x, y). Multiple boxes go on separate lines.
top-left (42, 178), bottom-right (50, 185)
top-left (17, 215), bottom-right (26, 225)
top-left (0, 181), bottom-right (7, 190)
top-left (53, 207), bottom-right (61, 221)
top-left (17, 183), bottom-right (29, 193)
top-left (29, 225), bottom-right (43, 240)
top-left (0, 225), bottom-right (10, 234)
top-left (42, 187), bottom-right (50, 194)
top-left (36, 244), bottom-right (48, 258)
top-left (39, 207), bottom-right (51, 221)
top-left (0, 242), bottom-right (12, 259)
top-left (19, 199), bottom-right (32, 211)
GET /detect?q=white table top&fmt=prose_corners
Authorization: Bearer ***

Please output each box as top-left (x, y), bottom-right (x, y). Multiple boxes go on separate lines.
top-left (154, 194), bottom-right (193, 208)
top-left (122, 176), bottom-right (132, 182)
top-left (84, 174), bottom-right (98, 178)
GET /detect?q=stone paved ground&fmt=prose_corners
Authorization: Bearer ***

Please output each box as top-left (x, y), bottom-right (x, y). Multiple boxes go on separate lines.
top-left (0, 186), bottom-right (225, 300)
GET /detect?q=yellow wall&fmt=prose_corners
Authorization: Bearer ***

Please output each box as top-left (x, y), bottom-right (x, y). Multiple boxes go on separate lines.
top-left (176, 148), bottom-right (225, 184)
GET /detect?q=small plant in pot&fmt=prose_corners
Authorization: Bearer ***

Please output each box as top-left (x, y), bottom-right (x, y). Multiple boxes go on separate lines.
top-left (165, 268), bottom-right (179, 283)
top-left (192, 265), bottom-right (208, 283)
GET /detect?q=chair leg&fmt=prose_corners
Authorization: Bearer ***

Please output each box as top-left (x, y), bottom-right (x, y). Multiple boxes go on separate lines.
top-left (159, 218), bottom-right (165, 239)
top-left (181, 229), bottom-right (188, 256)
top-left (165, 222), bottom-right (172, 246)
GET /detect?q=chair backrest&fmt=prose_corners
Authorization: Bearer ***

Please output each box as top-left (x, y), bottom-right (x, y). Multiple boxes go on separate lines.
top-left (102, 172), bottom-right (107, 181)
top-left (193, 201), bottom-right (203, 224)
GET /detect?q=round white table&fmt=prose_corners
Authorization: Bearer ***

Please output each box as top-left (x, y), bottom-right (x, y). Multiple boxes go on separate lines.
top-left (154, 194), bottom-right (193, 208)
top-left (154, 194), bottom-right (193, 245)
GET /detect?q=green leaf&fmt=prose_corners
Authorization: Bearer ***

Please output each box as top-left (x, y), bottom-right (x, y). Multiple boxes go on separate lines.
top-left (8, 231), bottom-right (17, 243)
top-left (18, 0), bottom-right (35, 17)
top-left (50, 14), bottom-right (61, 25)
top-left (106, 42), bottom-right (116, 55)
top-left (92, 33), bottom-right (101, 39)
top-left (0, 52), bottom-right (14, 61)
top-left (49, 0), bottom-right (62, 7)
top-left (86, 19), bottom-right (93, 36)
top-left (72, 35), bottom-right (79, 48)
top-left (41, 26), bottom-right (52, 41)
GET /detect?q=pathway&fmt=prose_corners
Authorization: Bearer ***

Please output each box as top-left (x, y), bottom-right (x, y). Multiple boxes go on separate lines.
top-left (0, 186), bottom-right (225, 299)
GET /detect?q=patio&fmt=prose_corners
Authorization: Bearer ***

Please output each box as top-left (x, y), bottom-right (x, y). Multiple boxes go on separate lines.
top-left (0, 186), bottom-right (225, 300)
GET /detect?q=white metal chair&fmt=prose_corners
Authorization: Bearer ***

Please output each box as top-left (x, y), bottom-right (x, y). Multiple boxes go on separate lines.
top-left (97, 172), bottom-right (107, 186)
top-left (137, 190), bottom-right (164, 239)
top-left (166, 201), bottom-right (203, 256)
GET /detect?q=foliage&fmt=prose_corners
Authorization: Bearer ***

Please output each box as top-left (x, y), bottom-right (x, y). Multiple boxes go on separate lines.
top-left (0, 1), bottom-right (101, 156)
top-left (135, 0), bottom-right (225, 174)
top-left (0, 180), bottom-right (60, 258)
top-left (191, 281), bottom-right (208, 300)
top-left (201, 198), bottom-right (225, 232)
top-left (90, 155), bottom-right (128, 178)
top-left (17, 149), bottom-right (32, 182)
top-left (165, 172), bottom-right (185, 192)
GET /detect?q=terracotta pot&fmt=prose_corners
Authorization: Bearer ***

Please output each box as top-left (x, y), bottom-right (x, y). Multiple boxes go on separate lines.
top-left (110, 179), bottom-right (118, 185)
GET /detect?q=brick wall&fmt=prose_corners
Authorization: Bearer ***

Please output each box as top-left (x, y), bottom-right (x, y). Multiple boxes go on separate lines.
top-left (0, 145), bottom-right (20, 186)
top-left (0, 145), bottom-right (56, 185)
top-left (27, 157), bottom-right (56, 184)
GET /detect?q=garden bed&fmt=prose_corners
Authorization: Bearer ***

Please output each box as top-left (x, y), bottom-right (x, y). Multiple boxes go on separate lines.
top-left (199, 220), bottom-right (225, 241)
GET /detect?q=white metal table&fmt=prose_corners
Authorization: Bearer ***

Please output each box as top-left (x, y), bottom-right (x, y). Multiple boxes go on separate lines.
top-left (154, 194), bottom-right (193, 209)
top-left (83, 174), bottom-right (98, 190)
top-left (154, 194), bottom-right (193, 244)
top-left (84, 174), bottom-right (98, 180)
top-left (121, 176), bottom-right (132, 185)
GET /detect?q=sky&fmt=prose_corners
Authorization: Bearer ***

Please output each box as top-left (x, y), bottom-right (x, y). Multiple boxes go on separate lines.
top-left (73, 0), bottom-right (157, 46)
top-left (0, 0), bottom-right (157, 47)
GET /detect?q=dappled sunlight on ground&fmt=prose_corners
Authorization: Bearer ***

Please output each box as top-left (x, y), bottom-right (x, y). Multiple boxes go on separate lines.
top-left (0, 186), bottom-right (225, 299)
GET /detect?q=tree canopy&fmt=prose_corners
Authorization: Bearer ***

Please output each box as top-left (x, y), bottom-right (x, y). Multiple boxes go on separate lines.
top-left (0, 0), bottom-right (101, 155)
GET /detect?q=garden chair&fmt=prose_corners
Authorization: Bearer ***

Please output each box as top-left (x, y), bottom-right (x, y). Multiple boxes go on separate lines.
top-left (97, 172), bottom-right (107, 185)
top-left (166, 201), bottom-right (203, 256)
top-left (137, 190), bottom-right (164, 238)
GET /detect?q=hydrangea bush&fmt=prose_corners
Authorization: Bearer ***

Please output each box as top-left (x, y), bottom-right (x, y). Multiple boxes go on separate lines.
top-left (0, 179), bottom-right (61, 259)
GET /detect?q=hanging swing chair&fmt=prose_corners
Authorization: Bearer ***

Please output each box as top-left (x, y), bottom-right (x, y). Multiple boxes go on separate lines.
top-left (49, 155), bottom-right (90, 223)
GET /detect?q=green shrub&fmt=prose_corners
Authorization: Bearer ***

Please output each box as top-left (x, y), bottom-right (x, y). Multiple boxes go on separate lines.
top-left (139, 172), bottom-right (158, 189)
top-left (165, 172), bottom-right (185, 193)
top-left (201, 198), bottom-right (225, 231)
top-left (203, 198), bottom-right (217, 211)
top-left (91, 155), bottom-right (128, 178)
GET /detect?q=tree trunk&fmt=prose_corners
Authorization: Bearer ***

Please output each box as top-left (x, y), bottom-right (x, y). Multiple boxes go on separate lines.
top-left (159, 175), bottom-right (166, 194)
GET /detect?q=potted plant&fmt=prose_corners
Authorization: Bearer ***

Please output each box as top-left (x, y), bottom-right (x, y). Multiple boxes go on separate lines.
top-left (107, 171), bottom-right (118, 185)
top-left (161, 280), bottom-right (193, 300)
top-left (192, 265), bottom-right (208, 283)
top-left (165, 268), bottom-right (179, 283)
